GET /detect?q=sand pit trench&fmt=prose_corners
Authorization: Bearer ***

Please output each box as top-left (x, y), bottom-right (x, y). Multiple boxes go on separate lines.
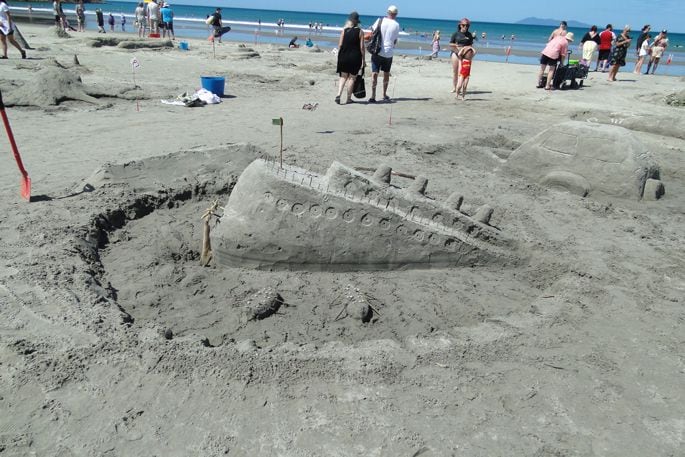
top-left (72, 147), bottom-right (555, 349)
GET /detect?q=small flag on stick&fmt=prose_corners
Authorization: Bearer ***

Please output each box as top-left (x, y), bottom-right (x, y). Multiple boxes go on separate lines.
top-left (130, 57), bottom-right (140, 111)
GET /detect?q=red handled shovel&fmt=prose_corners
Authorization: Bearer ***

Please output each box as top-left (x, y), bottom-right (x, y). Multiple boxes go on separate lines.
top-left (0, 89), bottom-right (31, 201)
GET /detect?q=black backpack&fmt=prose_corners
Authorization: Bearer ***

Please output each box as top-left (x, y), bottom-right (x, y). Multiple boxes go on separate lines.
top-left (366, 17), bottom-right (384, 55)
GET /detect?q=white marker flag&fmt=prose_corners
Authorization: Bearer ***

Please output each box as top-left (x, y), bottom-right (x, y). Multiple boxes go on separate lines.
top-left (130, 57), bottom-right (140, 70)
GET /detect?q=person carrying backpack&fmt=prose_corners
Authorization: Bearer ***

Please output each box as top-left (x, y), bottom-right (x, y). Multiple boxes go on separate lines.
top-left (367, 5), bottom-right (400, 103)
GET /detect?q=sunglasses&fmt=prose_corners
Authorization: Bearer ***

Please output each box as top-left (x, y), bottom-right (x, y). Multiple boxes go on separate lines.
top-left (459, 24), bottom-right (469, 27)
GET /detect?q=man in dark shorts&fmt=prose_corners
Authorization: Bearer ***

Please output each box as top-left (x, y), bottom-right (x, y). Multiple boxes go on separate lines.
top-left (368, 5), bottom-right (400, 103)
top-left (597, 24), bottom-right (614, 72)
top-left (208, 7), bottom-right (230, 43)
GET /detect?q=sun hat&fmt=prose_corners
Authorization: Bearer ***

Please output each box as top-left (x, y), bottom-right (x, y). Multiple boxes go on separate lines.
top-left (565, 32), bottom-right (574, 42)
top-left (348, 11), bottom-right (359, 23)
top-left (387, 5), bottom-right (398, 14)
top-left (661, 29), bottom-right (667, 34)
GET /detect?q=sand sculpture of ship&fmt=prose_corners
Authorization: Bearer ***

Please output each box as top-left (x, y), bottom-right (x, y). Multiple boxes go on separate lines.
top-left (211, 159), bottom-right (517, 271)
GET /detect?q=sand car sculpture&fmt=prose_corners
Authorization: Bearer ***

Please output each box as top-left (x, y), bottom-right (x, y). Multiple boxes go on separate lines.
top-left (211, 159), bottom-right (517, 271)
top-left (506, 121), bottom-right (665, 200)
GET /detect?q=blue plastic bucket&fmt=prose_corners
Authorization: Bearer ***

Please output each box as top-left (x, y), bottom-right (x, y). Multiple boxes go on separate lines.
top-left (200, 76), bottom-right (225, 97)
top-left (179, 41), bottom-right (189, 51)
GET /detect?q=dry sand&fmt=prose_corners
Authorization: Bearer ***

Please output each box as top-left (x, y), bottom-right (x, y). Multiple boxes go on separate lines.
top-left (1, 24), bottom-right (684, 456)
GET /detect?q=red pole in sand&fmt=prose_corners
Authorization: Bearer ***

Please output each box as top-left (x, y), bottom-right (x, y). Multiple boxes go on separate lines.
top-left (0, 90), bottom-right (31, 201)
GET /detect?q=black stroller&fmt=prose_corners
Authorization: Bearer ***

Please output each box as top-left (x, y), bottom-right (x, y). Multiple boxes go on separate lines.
top-left (552, 51), bottom-right (589, 89)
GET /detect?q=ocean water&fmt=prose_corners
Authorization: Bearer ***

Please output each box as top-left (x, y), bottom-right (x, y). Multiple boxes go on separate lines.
top-left (13, 2), bottom-right (685, 74)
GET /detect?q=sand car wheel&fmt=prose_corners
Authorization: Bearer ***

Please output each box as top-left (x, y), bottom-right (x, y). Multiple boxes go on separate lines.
top-left (540, 171), bottom-right (591, 197)
top-left (579, 80), bottom-right (584, 87)
top-left (560, 82), bottom-right (568, 90)
top-left (571, 80), bottom-right (579, 89)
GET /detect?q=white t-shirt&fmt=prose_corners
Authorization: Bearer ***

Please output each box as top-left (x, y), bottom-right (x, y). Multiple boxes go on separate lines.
top-left (372, 17), bottom-right (400, 58)
top-left (0, 3), bottom-right (11, 35)
top-left (639, 38), bottom-right (650, 57)
top-left (147, 2), bottom-right (159, 20)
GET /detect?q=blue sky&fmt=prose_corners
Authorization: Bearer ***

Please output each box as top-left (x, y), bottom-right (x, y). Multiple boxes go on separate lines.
top-left (183, 0), bottom-right (684, 32)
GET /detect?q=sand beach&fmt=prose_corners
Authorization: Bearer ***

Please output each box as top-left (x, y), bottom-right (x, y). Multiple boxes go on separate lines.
top-left (1, 22), bottom-right (684, 456)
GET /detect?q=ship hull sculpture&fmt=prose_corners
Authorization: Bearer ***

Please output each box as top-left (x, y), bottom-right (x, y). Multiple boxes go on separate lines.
top-left (212, 159), bottom-right (517, 271)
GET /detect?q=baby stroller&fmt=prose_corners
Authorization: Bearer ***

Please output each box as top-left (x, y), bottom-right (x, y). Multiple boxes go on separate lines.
top-left (552, 52), bottom-right (589, 89)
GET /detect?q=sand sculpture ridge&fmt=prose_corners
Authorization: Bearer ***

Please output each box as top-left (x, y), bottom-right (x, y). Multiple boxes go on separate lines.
top-left (212, 159), bottom-right (517, 271)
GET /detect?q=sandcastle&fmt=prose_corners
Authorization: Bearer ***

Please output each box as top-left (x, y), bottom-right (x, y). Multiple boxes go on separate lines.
top-left (506, 121), bottom-right (665, 200)
top-left (211, 159), bottom-right (517, 271)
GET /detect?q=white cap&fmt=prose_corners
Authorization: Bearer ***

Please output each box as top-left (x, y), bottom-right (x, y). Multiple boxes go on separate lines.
top-left (387, 5), bottom-right (398, 14)
top-left (565, 32), bottom-right (575, 42)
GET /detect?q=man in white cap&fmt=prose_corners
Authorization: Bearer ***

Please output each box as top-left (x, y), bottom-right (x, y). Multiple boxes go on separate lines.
top-left (368, 5), bottom-right (400, 103)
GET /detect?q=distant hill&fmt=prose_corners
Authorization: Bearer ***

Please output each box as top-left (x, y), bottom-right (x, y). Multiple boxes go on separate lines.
top-left (517, 17), bottom-right (590, 28)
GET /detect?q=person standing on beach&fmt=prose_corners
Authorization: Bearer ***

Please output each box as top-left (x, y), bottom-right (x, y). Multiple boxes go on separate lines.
top-left (0, 0), bottom-right (27, 59)
top-left (208, 8), bottom-right (230, 43)
top-left (430, 30), bottom-right (440, 58)
top-left (107, 12), bottom-right (114, 32)
top-left (95, 8), bottom-right (105, 33)
top-left (368, 5), bottom-right (400, 103)
top-left (449, 18), bottom-right (475, 93)
top-left (120, 13), bottom-right (126, 32)
top-left (596, 24), bottom-right (614, 72)
top-left (134, 2), bottom-right (146, 37)
top-left (335, 11), bottom-right (365, 105)
top-left (53, 0), bottom-right (65, 30)
top-left (147, 0), bottom-right (159, 35)
top-left (455, 46), bottom-right (476, 100)
top-left (160, 3), bottom-right (173, 40)
top-left (75, 1), bottom-right (85, 31)
top-left (607, 25), bottom-right (631, 82)
top-left (580, 25), bottom-right (600, 67)
top-left (645, 30), bottom-right (668, 75)
top-left (633, 25), bottom-right (650, 74)
top-left (548, 21), bottom-right (567, 41)
top-left (537, 32), bottom-right (573, 90)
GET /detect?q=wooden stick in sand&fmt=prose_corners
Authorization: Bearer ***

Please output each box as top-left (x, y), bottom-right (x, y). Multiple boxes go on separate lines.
top-left (272, 117), bottom-right (284, 168)
top-left (388, 76), bottom-right (397, 126)
top-left (200, 199), bottom-right (221, 266)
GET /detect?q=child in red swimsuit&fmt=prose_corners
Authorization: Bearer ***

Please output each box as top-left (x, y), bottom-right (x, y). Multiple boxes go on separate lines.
top-left (456, 46), bottom-right (476, 100)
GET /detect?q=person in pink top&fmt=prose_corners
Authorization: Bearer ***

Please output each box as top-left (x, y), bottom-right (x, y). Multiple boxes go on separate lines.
top-left (537, 32), bottom-right (573, 90)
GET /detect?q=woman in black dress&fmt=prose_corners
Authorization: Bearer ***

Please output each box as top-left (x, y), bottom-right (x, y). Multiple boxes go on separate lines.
top-left (335, 11), bottom-right (365, 104)
top-left (608, 25), bottom-right (631, 82)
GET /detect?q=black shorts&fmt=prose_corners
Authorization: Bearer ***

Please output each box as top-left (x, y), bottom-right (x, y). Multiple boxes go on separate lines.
top-left (163, 22), bottom-right (173, 31)
top-left (371, 54), bottom-right (393, 73)
top-left (540, 54), bottom-right (559, 66)
top-left (598, 49), bottom-right (611, 60)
